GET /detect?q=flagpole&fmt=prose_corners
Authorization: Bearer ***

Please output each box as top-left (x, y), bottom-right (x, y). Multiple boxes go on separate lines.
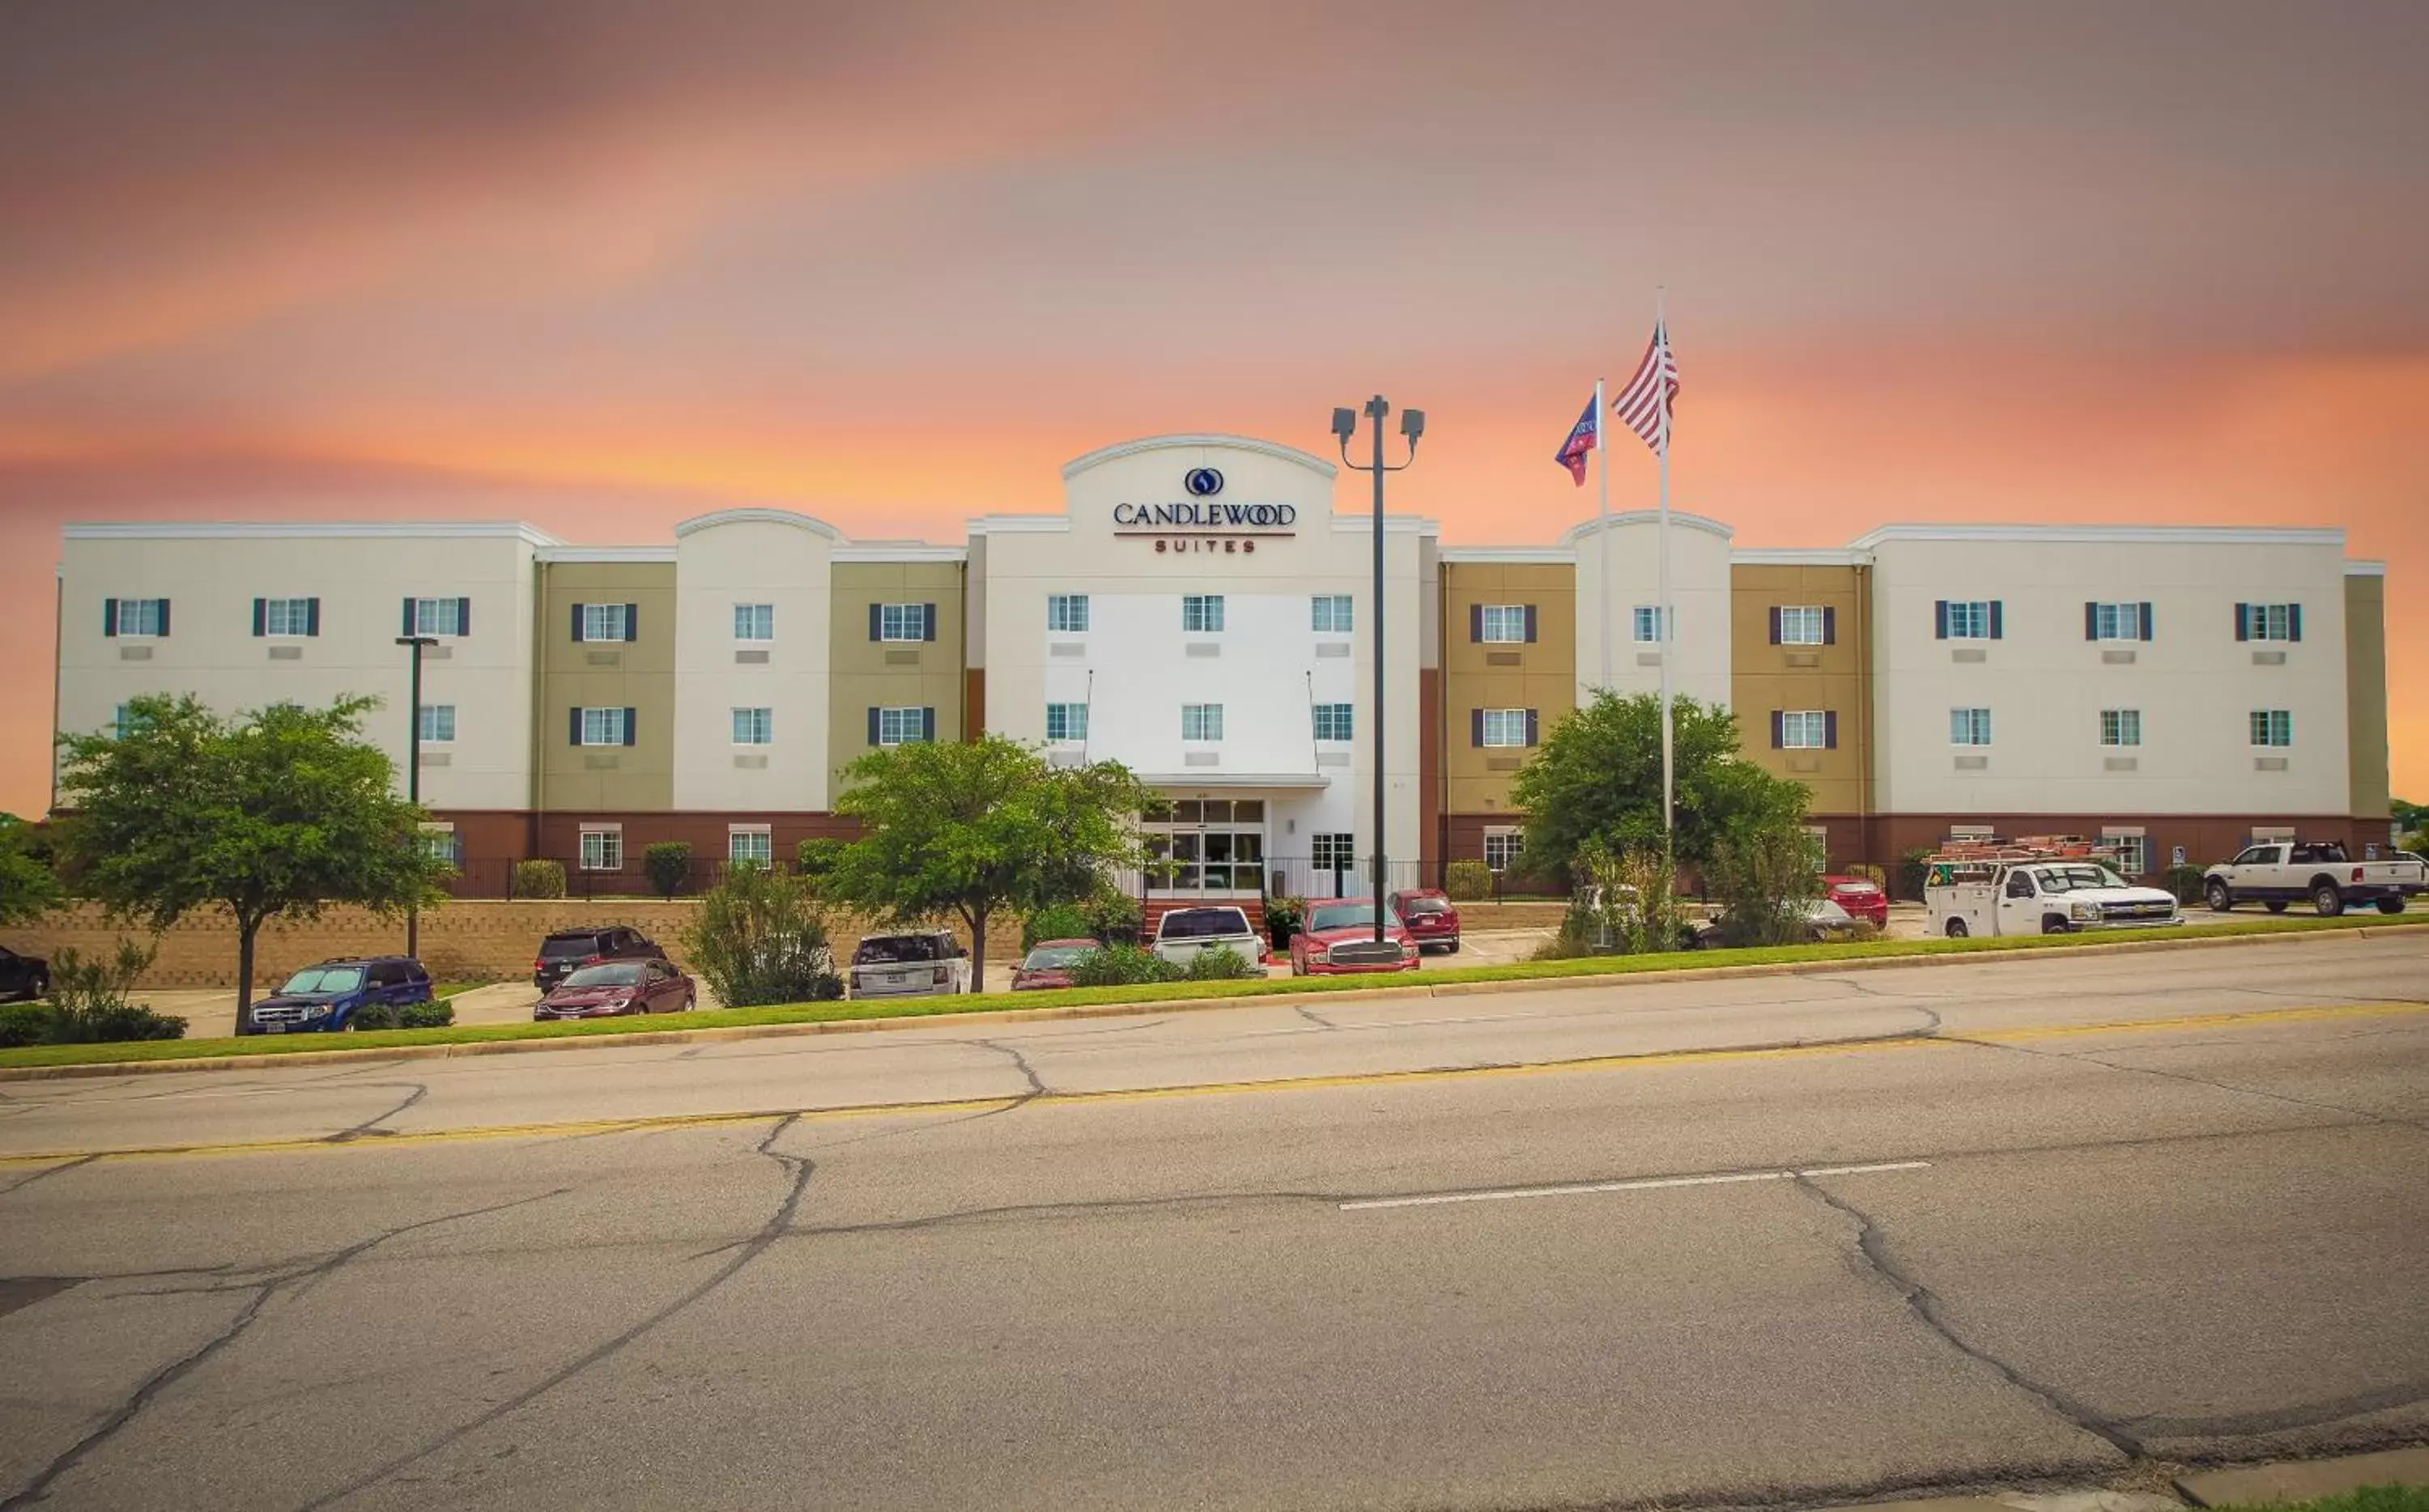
top-left (1595, 374), bottom-right (1610, 690)
top-left (1657, 287), bottom-right (1674, 842)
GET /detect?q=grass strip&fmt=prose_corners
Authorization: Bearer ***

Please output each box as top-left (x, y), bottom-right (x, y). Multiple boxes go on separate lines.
top-left (5, 908), bottom-right (2423, 1070)
top-left (2215, 1488), bottom-right (2429, 1512)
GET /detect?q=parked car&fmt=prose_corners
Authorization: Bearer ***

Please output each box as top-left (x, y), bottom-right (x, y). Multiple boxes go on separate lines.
top-left (534, 958), bottom-right (696, 1020)
top-left (849, 930), bottom-right (972, 999)
top-left (0, 945), bottom-right (46, 1002)
top-left (1011, 938), bottom-right (1097, 992)
top-left (1820, 874), bottom-right (1888, 928)
top-left (1289, 898), bottom-right (1419, 975)
top-left (1801, 897), bottom-right (1863, 941)
top-left (1389, 889), bottom-right (1461, 953)
top-left (1576, 885), bottom-right (1717, 952)
top-left (532, 926), bottom-right (667, 989)
top-left (1149, 906), bottom-right (1264, 970)
top-left (1926, 859), bottom-right (2181, 938)
top-left (2201, 840), bottom-right (2425, 917)
top-left (242, 956), bottom-right (431, 1034)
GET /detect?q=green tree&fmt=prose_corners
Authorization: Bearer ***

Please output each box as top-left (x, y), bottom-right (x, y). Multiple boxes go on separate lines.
top-left (682, 863), bottom-right (842, 1007)
top-left (54, 694), bottom-right (450, 1019)
top-left (823, 736), bottom-right (1147, 992)
top-left (0, 813), bottom-right (65, 927)
top-left (1510, 691), bottom-right (1810, 873)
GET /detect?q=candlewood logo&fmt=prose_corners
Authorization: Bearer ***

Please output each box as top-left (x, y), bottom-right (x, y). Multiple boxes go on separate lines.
top-left (1112, 502), bottom-right (1298, 530)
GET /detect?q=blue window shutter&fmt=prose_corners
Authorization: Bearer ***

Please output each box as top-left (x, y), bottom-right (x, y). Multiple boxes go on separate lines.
top-left (1933, 600), bottom-right (1949, 639)
top-left (1470, 709), bottom-right (1482, 747)
top-left (306, 598), bottom-right (321, 637)
top-left (572, 602), bottom-right (585, 642)
top-left (622, 708), bottom-right (636, 747)
top-left (624, 604), bottom-right (638, 643)
top-left (569, 707), bottom-right (582, 745)
top-left (923, 603), bottom-right (938, 643)
top-left (1989, 601), bottom-right (2003, 639)
top-left (2234, 602), bottom-right (2248, 641)
top-left (2138, 601), bottom-right (2152, 642)
top-left (252, 598), bottom-right (267, 637)
top-left (1770, 711), bottom-right (1784, 749)
top-left (402, 597), bottom-right (415, 635)
top-left (455, 597), bottom-right (470, 637)
top-left (867, 707), bottom-right (881, 746)
top-left (2288, 603), bottom-right (2302, 642)
top-left (1768, 607), bottom-right (1780, 645)
top-left (868, 603), bottom-right (882, 641)
top-left (104, 598), bottom-right (118, 638)
top-left (1468, 604), bottom-right (1482, 642)
top-left (1823, 605), bottom-right (1836, 645)
top-left (158, 600), bottom-right (170, 636)
top-left (1824, 711), bottom-right (1839, 750)
top-left (1524, 605), bottom-right (1538, 643)
top-left (2084, 601), bottom-right (2097, 641)
top-left (1525, 708), bottom-right (1540, 747)
top-left (921, 707), bottom-right (936, 741)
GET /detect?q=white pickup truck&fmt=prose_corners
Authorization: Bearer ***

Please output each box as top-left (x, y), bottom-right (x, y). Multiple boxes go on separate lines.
top-left (1925, 859), bottom-right (2182, 939)
top-left (1150, 905), bottom-right (1266, 968)
top-left (2201, 840), bottom-right (2426, 917)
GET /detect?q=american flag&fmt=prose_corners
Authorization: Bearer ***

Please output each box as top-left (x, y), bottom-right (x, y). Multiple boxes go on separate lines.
top-left (1553, 393), bottom-right (1598, 485)
top-left (1611, 319), bottom-right (1679, 457)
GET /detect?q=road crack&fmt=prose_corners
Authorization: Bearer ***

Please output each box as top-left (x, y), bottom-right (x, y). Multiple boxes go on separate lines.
top-left (326, 1083), bottom-right (428, 1143)
top-left (0, 1153), bottom-right (99, 1198)
top-left (968, 1038), bottom-right (1048, 1098)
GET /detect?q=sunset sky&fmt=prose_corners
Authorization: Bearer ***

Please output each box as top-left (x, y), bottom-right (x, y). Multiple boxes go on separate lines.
top-left (2, 1), bottom-right (2421, 815)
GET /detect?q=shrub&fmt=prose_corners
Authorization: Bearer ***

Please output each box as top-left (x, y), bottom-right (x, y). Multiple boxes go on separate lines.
top-left (514, 860), bottom-right (567, 900)
top-left (1067, 944), bottom-right (1184, 987)
top-left (1845, 863), bottom-right (1887, 889)
top-left (45, 940), bottom-right (184, 1043)
top-left (0, 1001), bottom-right (51, 1048)
top-left (644, 842), bottom-right (693, 899)
top-left (683, 864), bottom-right (843, 1008)
top-left (1087, 891), bottom-right (1144, 946)
top-left (350, 999), bottom-right (457, 1030)
top-left (1896, 847), bottom-right (1934, 903)
top-left (1184, 945), bottom-right (1263, 980)
top-left (1444, 860), bottom-right (1494, 901)
top-left (1264, 894), bottom-right (1304, 949)
top-left (2162, 864), bottom-right (2208, 904)
top-left (1022, 903), bottom-right (1096, 951)
top-left (1708, 822), bottom-right (1823, 948)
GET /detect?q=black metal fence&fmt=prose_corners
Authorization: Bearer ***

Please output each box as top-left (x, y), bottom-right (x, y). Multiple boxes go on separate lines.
top-left (437, 856), bottom-right (786, 902)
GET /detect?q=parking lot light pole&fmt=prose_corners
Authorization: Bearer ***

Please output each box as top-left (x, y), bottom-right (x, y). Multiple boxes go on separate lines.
top-left (397, 635), bottom-right (438, 959)
top-left (1331, 398), bottom-right (1423, 945)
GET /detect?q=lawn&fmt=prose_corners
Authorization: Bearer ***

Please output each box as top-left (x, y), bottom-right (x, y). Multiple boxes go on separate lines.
top-left (3, 908), bottom-right (2422, 1071)
top-left (2219, 1488), bottom-right (2429, 1512)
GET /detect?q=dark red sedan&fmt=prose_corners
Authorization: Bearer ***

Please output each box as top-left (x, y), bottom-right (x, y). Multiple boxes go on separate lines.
top-left (534, 959), bottom-right (696, 1020)
top-left (1011, 938), bottom-right (1098, 991)
top-left (1388, 888), bottom-right (1462, 953)
top-left (1821, 875), bottom-right (1889, 928)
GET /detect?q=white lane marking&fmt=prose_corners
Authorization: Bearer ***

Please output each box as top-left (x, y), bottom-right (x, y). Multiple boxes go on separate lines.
top-left (1338, 1160), bottom-right (1929, 1212)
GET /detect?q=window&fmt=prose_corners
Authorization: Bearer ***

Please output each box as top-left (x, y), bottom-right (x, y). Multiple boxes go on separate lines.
top-left (419, 704), bottom-right (456, 743)
top-left (112, 704), bottom-right (143, 740)
top-left (1311, 832), bottom-right (1357, 871)
top-left (729, 829), bottom-right (772, 866)
top-left (876, 707), bottom-right (929, 746)
top-left (734, 603), bottom-right (773, 641)
top-left (2107, 834), bottom-right (2149, 877)
top-left (578, 828), bottom-right (623, 872)
top-left (111, 598), bottom-right (169, 637)
top-left (2250, 709), bottom-right (2292, 747)
top-left (418, 828), bottom-right (462, 868)
top-left (1048, 594), bottom-right (1090, 633)
top-left (1631, 605), bottom-right (1670, 642)
top-left (261, 597), bottom-right (316, 636)
top-left (2099, 709), bottom-right (2142, 747)
top-left (579, 707), bottom-right (631, 746)
top-left (1950, 707), bottom-right (1993, 746)
top-left (1483, 830), bottom-right (1525, 873)
top-left (1479, 605), bottom-right (1528, 643)
top-left (1045, 703), bottom-right (1088, 742)
top-left (878, 603), bottom-right (930, 641)
top-left (1942, 600), bottom-right (1995, 639)
top-left (1308, 703), bottom-right (1355, 741)
top-left (732, 707), bottom-right (772, 745)
top-left (580, 603), bottom-right (631, 642)
top-left (1182, 595), bottom-right (1225, 633)
top-left (1777, 605), bottom-right (1826, 646)
top-left (411, 597), bottom-right (467, 637)
top-left (1182, 703), bottom-right (1224, 741)
top-left (1481, 708), bottom-right (1530, 747)
top-left (2239, 603), bottom-right (2300, 642)
top-left (2090, 602), bottom-right (2145, 641)
top-left (1312, 594), bottom-right (1353, 633)
top-left (1780, 711), bottom-right (1828, 750)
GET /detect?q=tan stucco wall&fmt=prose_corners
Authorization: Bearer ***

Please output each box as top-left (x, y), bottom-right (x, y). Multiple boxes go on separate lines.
top-left (828, 561), bottom-right (967, 788)
top-left (1440, 562), bottom-right (1576, 816)
top-left (539, 562), bottom-right (677, 813)
top-left (2345, 571), bottom-right (2390, 819)
top-left (1730, 563), bottom-right (1870, 817)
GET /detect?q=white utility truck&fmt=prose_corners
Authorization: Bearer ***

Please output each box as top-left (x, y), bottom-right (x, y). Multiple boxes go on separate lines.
top-left (2201, 840), bottom-right (2424, 917)
top-left (1924, 852), bottom-right (2183, 939)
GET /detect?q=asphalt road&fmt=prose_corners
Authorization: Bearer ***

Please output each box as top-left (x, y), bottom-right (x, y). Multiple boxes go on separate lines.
top-left (2, 932), bottom-right (2424, 1511)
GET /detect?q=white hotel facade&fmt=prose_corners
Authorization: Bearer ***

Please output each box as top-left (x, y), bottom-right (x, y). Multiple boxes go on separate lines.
top-left (50, 433), bottom-right (2397, 896)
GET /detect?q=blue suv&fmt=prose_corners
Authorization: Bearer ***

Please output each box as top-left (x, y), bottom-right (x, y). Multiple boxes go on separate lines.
top-left (241, 957), bottom-right (432, 1034)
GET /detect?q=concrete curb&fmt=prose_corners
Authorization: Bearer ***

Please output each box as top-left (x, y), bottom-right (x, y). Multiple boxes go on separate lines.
top-left (3, 918), bottom-right (2419, 1083)
top-left (2176, 1445), bottom-right (2429, 1506)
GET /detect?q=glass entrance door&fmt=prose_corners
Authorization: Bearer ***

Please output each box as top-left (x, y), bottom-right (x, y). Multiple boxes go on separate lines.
top-left (1143, 798), bottom-right (1266, 894)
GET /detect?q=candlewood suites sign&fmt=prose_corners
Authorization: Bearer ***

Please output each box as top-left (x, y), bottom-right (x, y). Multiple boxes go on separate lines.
top-left (1112, 469), bottom-right (1299, 552)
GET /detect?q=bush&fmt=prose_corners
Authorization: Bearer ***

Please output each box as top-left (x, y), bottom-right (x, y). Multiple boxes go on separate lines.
top-left (349, 999), bottom-right (457, 1030)
top-left (1264, 894), bottom-right (1304, 949)
top-left (1067, 944), bottom-right (1184, 987)
top-left (1185, 945), bottom-right (1263, 979)
top-left (1444, 860), bottom-right (1494, 901)
top-left (0, 1001), bottom-right (51, 1048)
top-left (1845, 863), bottom-right (1887, 889)
top-left (1708, 822), bottom-right (1824, 948)
top-left (1896, 847), bottom-right (1933, 903)
top-left (44, 941), bottom-right (184, 1043)
top-left (1022, 903), bottom-right (1097, 951)
top-left (682, 864), bottom-right (843, 1008)
top-left (1087, 892), bottom-right (1144, 946)
top-left (514, 860), bottom-right (567, 900)
top-left (644, 841), bottom-right (693, 899)
top-left (2162, 864), bottom-right (2208, 903)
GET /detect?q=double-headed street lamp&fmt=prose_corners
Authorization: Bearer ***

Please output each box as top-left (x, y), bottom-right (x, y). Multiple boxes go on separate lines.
top-left (397, 634), bottom-right (438, 959)
top-left (1330, 397), bottom-right (1423, 946)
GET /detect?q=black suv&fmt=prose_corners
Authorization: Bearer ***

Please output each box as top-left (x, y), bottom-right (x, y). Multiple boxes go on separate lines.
top-left (0, 945), bottom-right (48, 1002)
top-left (532, 926), bottom-right (667, 989)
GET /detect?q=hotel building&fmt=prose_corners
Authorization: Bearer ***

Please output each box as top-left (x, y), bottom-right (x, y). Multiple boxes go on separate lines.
top-left (51, 433), bottom-right (2397, 896)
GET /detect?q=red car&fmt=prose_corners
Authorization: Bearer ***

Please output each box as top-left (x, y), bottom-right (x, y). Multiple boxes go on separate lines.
top-left (1011, 938), bottom-right (1099, 991)
top-left (1822, 874), bottom-right (1888, 928)
top-left (534, 958), bottom-right (696, 1020)
top-left (1289, 897), bottom-right (1419, 975)
top-left (1389, 889), bottom-right (1461, 953)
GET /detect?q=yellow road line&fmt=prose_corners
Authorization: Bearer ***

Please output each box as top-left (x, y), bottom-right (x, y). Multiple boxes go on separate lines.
top-left (3, 999), bottom-right (2420, 1167)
